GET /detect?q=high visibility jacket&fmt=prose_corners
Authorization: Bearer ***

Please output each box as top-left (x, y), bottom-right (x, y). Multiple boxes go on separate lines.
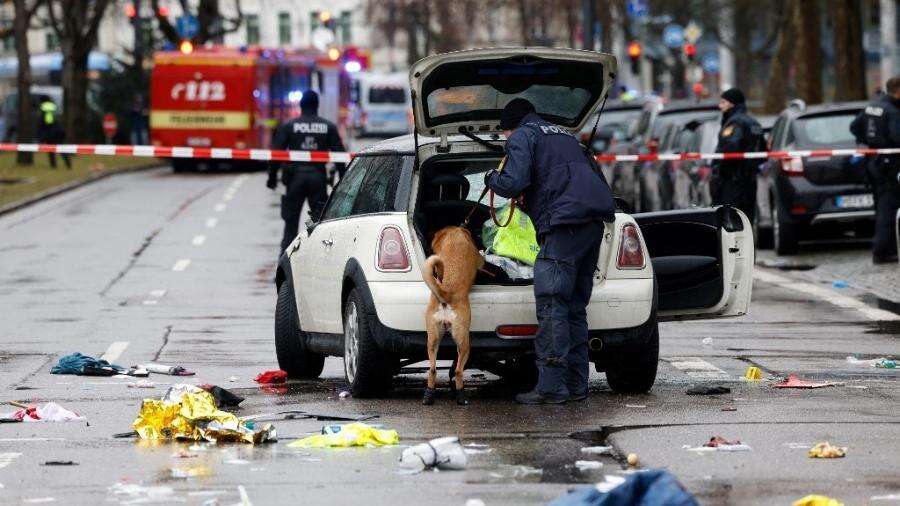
top-left (40, 101), bottom-right (57, 126)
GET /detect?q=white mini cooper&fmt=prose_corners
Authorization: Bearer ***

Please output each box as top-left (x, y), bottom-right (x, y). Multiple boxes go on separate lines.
top-left (274, 48), bottom-right (754, 397)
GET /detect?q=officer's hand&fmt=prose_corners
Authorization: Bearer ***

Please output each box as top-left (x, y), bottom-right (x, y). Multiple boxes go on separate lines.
top-left (483, 170), bottom-right (496, 188)
top-left (266, 174), bottom-right (278, 190)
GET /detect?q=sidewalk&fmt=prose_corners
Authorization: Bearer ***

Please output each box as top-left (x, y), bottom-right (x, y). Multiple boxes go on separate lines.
top-left (757, 247), bottom-right (900, 305)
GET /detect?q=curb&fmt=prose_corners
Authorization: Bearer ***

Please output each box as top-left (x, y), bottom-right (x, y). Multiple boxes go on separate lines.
top-left (0, 162), bottom-right (165, 218)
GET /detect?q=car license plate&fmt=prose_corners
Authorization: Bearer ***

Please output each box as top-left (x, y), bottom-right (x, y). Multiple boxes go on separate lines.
top-left (835, 194), bottom-right (873, 208)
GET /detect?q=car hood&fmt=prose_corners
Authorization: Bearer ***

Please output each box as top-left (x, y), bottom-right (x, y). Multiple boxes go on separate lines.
top-left (409, 47), bottom-right (617, 137)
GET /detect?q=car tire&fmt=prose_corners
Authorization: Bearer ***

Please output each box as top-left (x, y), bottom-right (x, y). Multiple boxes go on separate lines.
top-left (754, 216), bottom-right (774, 250)
top-left (773, 199), bottom-right (798, 255)
top-left (343, 289), bottom-right (393, 398)
top-left (604, 318), bottom-right (659, 394)
top-left (275, 281), bottom-right (325, 378)
top-left (502, 356), bottom-right (538, 393)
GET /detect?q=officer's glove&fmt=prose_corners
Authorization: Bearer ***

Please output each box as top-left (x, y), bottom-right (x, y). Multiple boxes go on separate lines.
top-left (483, 170), bottom-right (496, 189)
top-left (266, 173), bottom-right (278, 190)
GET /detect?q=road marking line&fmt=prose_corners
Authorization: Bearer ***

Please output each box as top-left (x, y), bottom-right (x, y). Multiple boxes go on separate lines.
top-left (149, 289), bottom-right (167, 298)
top-left (172, 259), bottom-right (191, 272)
top-left (0, 438), bottom-right (65, 442)
top-left (215, 203), bottom-right (226, 212)
top-left (0, 453), bottom-right (21, 470)
top-left (100, 341), bottom-right (129, 362)
top-left (192, 234), bottom-right (207, 246)
top-left (754, 270), bottom-right (900, 321)
top-left (205, 218), bottom-right (218, 228)
top-left (666, 357), bottom-right (730, 378)
top-left (142, 300), bottom-right (158, 305)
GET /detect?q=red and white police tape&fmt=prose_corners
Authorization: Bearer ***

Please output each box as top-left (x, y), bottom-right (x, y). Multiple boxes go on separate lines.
top-left (2, 143), bottom-right (900, 164)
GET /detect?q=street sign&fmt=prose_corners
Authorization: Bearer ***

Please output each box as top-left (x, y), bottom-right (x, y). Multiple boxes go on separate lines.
top-left (702, 53), bottom-right (720, 74)
top-left (176, 15), bottom-right (199, 39)
top-left (684, 21), bottom-right (703, 44)
top-left (663, 24), bottom-right (684, 48)
top-left (102, 113), bottom-right (117, 140)
top-left (626, 0), bottom-right (648, 19)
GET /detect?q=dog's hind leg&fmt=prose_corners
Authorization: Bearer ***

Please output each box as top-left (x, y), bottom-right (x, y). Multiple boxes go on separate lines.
top-left (423, 315), bottom-right (441, 406)
top-left (450, 317), bottom-right (471, 406)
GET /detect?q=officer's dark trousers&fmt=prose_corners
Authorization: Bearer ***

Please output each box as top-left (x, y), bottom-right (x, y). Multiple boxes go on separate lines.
top-left (711, 175), bottom-right (756, 223)
top-left (281, 169), bottom-right (327, 253)
top-left (869, 159), bottom-right (900, 258)
top-left (533, 221), bottom-right (604, 399)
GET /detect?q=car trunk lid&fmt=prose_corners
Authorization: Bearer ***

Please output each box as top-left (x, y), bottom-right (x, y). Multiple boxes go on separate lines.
top-left (409, 48), bottom-right (617, 137)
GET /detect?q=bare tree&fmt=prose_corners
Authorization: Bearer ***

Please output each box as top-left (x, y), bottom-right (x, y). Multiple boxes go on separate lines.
top-left (762, 6), bottom-right (795, 114)
top-left (793, 0), bottom-right (823, 104)
top-left (10, 0), bottom-right (45, 164)
top-left (832, 0), bottom-right (867, 101)
top-left (151, 0), bottom-right (244, 46)
top-left (45, 0), bottom-right (112, 142)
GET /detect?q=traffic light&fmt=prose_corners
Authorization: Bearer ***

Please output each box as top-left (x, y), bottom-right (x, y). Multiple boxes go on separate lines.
top-left (179, 40), bottom-right (193, 54)
top-left (157, 5), bottom-right (169, 16)
top-left (627, 41), bottom-right (642, 75)
top-left (683, 43), bottom-right (697, 62)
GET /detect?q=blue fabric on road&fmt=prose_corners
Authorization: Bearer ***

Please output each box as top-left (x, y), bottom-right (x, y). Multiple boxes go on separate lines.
top-left (548, 470), bottom-right (699, 506)
top-left (50, 352), bottom-right (124, 375)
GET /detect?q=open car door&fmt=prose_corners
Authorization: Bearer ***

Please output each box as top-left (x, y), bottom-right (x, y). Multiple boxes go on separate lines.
top-left (634, 206), bottom-right (754, 321)
top-left (409, 48), bottom-right (617, 137)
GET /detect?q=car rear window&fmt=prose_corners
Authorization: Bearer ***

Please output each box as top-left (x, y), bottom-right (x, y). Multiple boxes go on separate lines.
top-left (368, 87), bottom-right (406, 105)
top-left (793, 113), bottom-right (858, 148)
top-left (652, 110), bottom-right (718, 138)
top-left (427, 85), bottom-right (591, 123)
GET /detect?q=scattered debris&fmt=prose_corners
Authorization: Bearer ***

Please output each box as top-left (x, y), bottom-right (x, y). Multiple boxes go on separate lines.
top-left (254, 370), bottom-right (287, 384)
top-left (171, 450), bottom-right (197, 459)
top-left (772, 374), bottom-right (839, 389)
top-left (229, 376), bottom-right (238, 382)
top-left (626, 453), bottom-right (639, 466)
top-left (199, 385), bottom-right (245, 407)
top-left (169, 465), bottom-right (211, 479)
top-left (399, 436), bottom-right (467, 472)
top-left (42, 461), bottom-right (77, 466)
top-left (575, 460), bottom-right (603, 470)
top-left (624, 404), bottom-right (646, 409)
top-left (685, 436), bottom-right (751, 452)
top-left (831, 280), bottom-right (849, 289)
top-left (109, 483), bottom-right (177, 503)
top-left (141, 363), bottom-right (196, 376)
top-left (793, 494), bottom-right (844, 506)
top-left (876, 359), bottom-right (897, 369)
top-left (132, 384), bottom-right (275, 444)
top-left (701, 337), bottom-right (714, 347)
top-left (744, 366), bottom-right (763, 380)
top-left (488, 464), bottom-right (543, 481)
top-left (548, 469), bottom-right (698, 506)
top-left (808, 442), bottom-right (846, 458)
top-left (51, 352), bottom-right (123, 376)
top-left (244, 410), bottom-right (376, 423)
top-left (1, 401), bottom-right (85, 423)
top-left (339, 390), bottom-right (351, 399)
top-left (322, 423), bottom-right (384, 434)
top-left (846, 356), bottom-right (896, 368)
top-left (288, 422), bottom-right (397, 448)
top-left (127, 379), bottom-right (157, 389)
top-left (580, 446), bottom-right (613, 455)
top-left (721, 405), bottom-right (737, 412)
top-left (686, 385), bottom-right (731, 395)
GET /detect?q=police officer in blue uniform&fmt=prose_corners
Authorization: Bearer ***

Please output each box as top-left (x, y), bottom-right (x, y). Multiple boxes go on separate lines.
top-left (268, 91), bottom-right (346, 253)
top-left (850, 77), bottom-right (900, 264)
top-left (484, 99), bottom-right (616, 404)
top-left (711, 88), bottom-right (764, 223)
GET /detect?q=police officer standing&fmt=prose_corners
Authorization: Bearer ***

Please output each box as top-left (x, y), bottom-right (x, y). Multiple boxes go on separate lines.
top-left (37, 96), bottom-right (71, 169)
top-left (484, 99), bottom-right (615, 404)
top-left (267, 90), bottom-right (346, 253)
top-left (710, 88), bottom-right (764, 222)
top-left (850, 77), bottom-right (900, 264)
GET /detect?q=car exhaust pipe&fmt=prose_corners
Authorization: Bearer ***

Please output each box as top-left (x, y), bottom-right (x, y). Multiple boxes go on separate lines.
top-left (588, 338), bottom-right (604, 352)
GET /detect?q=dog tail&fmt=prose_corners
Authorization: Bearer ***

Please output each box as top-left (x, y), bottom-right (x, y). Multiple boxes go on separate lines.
top-left (422, 255), bottom-right (448, 305)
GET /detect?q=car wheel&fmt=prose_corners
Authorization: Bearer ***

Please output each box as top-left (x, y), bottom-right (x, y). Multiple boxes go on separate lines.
top-left (604, 318), bottom-right (659, 394)
top-left (343, 289), bottom-right (393, 398)
top-left (502, 356), bottom-right (538, 393)
top-left (275, 281), bottom-right (325, 378)
top-left (773, 199), bottom-right (798, 255)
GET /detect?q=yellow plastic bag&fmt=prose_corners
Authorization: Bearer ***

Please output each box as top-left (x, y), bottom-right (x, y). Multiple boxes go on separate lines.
top-left (792, 494), bottom-right (844, 506)
top-left (807, 442), bottom-right (846, 458)
top-left (287, 422), bottom-right (399, 448)
top-left (482, 205), bottom-right (539, 266)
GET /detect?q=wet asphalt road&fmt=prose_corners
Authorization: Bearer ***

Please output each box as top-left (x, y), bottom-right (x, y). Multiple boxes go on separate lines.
top-left (1, 165), bottom-right (899, 506)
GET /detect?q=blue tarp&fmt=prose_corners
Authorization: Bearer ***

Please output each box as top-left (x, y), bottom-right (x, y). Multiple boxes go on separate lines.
top-left (549, 470), bottom-right (699, 506)
top-left (50, 352), bottom-right (123, 376)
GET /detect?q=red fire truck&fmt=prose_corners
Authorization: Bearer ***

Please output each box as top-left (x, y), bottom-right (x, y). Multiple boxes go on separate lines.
top-left (150, 46), bottom-right (351, 171)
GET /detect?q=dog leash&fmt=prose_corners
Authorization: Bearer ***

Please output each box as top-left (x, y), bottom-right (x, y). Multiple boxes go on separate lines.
top-left (461, 157), bottom-right (516, 228)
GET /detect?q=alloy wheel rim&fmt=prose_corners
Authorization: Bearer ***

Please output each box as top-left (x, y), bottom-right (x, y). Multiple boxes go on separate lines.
top-left (344, 302), bottom-right (360, 383)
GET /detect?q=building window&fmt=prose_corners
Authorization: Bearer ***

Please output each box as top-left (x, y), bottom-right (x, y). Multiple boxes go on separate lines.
top-left (45, 31), bottom-right (59, 51)
top-left (278, 12), bottom-right (291, 46)
top-left (339, 11), bottom-right (351, 45)
top-left (246, 14), bottom-right (260, 45)
top-left (310, 11), bottom-right (321, 32)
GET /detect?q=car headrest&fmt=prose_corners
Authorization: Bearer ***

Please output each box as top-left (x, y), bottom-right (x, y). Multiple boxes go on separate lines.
top-left (424, 173), bottom-right (470, 202)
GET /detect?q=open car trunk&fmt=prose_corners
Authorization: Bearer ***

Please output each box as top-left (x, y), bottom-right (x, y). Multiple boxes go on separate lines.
top-left (413, 154), bottom-right (534, 286)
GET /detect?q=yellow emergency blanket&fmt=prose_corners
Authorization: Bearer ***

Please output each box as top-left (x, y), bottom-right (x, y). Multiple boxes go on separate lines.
top-left (807, 442), bottom-right (846, 458)
top-left (482, 204), bottom-right (539, 266)
top-left (792, 494), bottom-right (844, 506)
top-left (133, 386), bottom-right (275, 444)
top-left (287, 422), bottom-right (399, 448)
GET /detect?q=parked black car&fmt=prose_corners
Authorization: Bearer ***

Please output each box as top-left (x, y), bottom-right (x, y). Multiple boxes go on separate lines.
top-left (758, 101), bottom-right (872, 254)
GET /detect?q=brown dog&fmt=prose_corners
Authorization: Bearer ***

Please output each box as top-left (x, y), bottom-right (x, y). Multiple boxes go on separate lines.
top-left (421, 226), bottom-right (484, 405)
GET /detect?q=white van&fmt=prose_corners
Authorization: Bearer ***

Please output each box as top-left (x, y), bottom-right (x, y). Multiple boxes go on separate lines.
top-left (351, 72), bottom-right (412, 137)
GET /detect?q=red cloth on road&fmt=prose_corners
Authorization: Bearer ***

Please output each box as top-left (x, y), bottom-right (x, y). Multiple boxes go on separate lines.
top-left (254, 370), bottom-right (288, 384)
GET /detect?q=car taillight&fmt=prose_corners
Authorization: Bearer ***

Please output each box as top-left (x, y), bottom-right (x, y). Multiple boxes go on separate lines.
top-left (647, 138), bottom-right (659, 154)
top-left (376, 226), bottom-right (410, 271)
top-left (617, 224), bottom-right (645, 269)
top-left (780, 157), bottom-right (804, 176)
top-left (496, 325), bottom-right (538, 338)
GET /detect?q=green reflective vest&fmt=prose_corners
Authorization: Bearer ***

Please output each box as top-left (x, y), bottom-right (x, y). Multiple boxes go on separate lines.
top-left (40, 101), bottom-right (57, 126)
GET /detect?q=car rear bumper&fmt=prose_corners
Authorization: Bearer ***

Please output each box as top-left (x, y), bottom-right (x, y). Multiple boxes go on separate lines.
top-left (775, 177), bottom-right (874, 226)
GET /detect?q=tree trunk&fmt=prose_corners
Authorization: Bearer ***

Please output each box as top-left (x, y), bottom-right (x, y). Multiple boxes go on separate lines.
top-left (762, 5), bottom-right (795, 114)
top-left (833, 0), bottom-right (867, 100)
top-left (794, 0), bottom-right (823, 104)
top-left (12, 0), bottom-right (34, 165)
top-left (732, 1), bottom-right (754, 92)
top-left (61, 41), bottom-right (92, 142)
